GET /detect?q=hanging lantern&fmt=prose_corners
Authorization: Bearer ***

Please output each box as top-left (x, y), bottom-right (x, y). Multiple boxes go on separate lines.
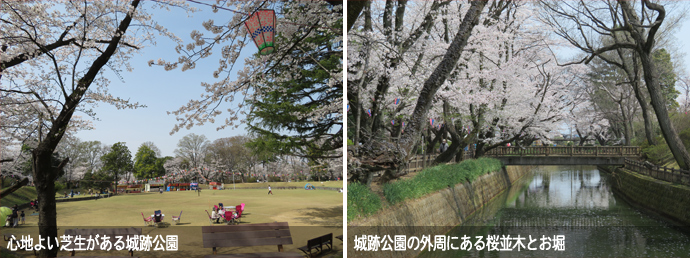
top-left (244, 9), bottom-right (276, 55)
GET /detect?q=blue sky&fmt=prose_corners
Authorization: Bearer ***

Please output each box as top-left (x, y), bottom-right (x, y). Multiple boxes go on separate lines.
top-left (75, 3), bottom-right (255, 157)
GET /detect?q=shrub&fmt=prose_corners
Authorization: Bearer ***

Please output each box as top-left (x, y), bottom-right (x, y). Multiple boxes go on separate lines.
top-left (347, 182), bottom-right (382, 221)
top-left (54, 181), bottom-right (66, 194)
top-left (383, 158), bottom-right (503, 205)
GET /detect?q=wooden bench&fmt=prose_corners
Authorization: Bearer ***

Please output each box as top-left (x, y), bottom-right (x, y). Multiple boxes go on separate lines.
top-left (297, 233), bottom-right (332, 257)
top-left (335, 235), bottom-right (343, 242)
top-left (201, 222), bottom-right (302, 258)
top-left (63, 227), bottom-right (141, 257)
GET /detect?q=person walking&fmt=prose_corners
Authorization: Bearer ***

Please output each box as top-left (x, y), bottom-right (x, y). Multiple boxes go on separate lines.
top-left (20, 211), bottom-right (25, 225)
top-left (11, 205), bottom-right (19, 227)
top-left (268, 185), bottom-right (273, 195)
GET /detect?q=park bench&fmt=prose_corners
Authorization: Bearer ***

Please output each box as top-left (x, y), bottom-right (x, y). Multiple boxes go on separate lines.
top-left (201, 222), bottom-right (302, 258)
top-left (297, 233), bottom-right (332, 258)
top-left (335, 235), bottom-right (343, 242)
top-left (63, 227), bottom-right (141, 257)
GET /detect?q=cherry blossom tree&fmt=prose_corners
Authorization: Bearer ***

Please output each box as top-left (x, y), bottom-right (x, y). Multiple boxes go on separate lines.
top-left (567, 93), bottom-right (612, 146)
top-left (347, 1), bottom-right (587, 184)
top-left (152, 1), bottom-right (343, 164)
top-left (538, 0), bottom-right (690, 169)
top-left (0, 1), bottom-right (191, 256)
top-left (428, 4), bottom-right (586, 159)
top-left (347, 0), bottom-right (492, 184)
top-left (174, 133), bottom-right (209, 169)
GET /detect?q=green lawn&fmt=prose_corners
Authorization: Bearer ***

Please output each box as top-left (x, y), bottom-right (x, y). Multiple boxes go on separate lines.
top-left (1, 186), bottom-right (343, 257)
top-left (0, 187), bottom-right (95, 208)
top-left (0, 186), bottom-right (37, 207)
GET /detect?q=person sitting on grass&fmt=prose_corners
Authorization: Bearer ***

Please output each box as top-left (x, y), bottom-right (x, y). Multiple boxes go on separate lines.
top-left (218, 207), bottom-right (225, 222)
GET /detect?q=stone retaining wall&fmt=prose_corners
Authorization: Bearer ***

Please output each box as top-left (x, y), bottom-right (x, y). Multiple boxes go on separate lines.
top-left (348, 166), bottom-right (533, 257)
top-left (600, 166), bottom-right (690, 226)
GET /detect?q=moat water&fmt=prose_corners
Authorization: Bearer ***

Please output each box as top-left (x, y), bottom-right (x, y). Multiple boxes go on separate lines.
top-left (420, 166), bottom-right (690, 257)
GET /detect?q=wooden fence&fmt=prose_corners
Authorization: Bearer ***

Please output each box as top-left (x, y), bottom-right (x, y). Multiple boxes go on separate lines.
top-left (403, 152), bottom-right (473, 174)
top-left (624, 159), bottom-right (690, 186)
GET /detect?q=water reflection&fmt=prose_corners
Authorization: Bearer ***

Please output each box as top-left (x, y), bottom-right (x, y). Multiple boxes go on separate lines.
top-left (519, 167), bottom-right (610, 209)
top-left (421, 166), bottom-right (690, 257)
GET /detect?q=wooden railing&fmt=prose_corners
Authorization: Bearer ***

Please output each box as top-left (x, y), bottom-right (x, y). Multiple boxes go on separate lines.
top-left (399, 146), bottom-right (640, 176)
top-left (402, 152), bottom-right (473, 174)
top-left (624, 159), bottom-right (690, 186)
top-left (484, 146), bottom-right (640, 157)
top-left (405, 156), bottom-right (430, 174)
top-left (398, 147), bottom-right (688, 187)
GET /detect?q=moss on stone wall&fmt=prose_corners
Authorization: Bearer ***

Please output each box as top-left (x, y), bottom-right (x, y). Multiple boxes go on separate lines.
top-left (601, 166), bottom-right (690, 226)
top-left (348, 166), bottom-right (533, 258)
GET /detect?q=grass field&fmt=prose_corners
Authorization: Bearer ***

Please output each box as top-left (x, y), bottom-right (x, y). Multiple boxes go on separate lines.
top-left (0, 184), bottom-right (343, 257)
top-left (0, 187), bottom-right (95, 208)
top-left (0, 187), bottom-right (37, 207)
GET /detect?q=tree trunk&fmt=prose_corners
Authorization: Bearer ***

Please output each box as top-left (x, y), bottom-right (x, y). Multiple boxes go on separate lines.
top-left (29, 2), bottom-right (140, 256)
top-left (354, 0), bottom-right (488, 182)
top-left (0, 178), bottom-right (28, 198)
top-left (619, 101), bottom-right (631, 145)
top-left (596, 135), bottom-right (607, 146)
top-left (633, 82), bottom-right (657, 145)
top-left (347, 1), bottom-right (368, 32)
top-left (33, 149), bottom-right (59, 257)
top-left (434, 101), bottom-right (466, 164)
top-left (399, 0), bottom-right (488, 152)
top-left (619, 1), bottom-right (690, 169)
top-left (638, 52), bottom-right (690, 168)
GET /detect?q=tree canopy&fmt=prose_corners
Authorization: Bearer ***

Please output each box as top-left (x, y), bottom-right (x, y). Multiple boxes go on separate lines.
top-left (154, 1), bottom-right (343, 168)
top-left (101, 142), bottom-right (133, 186)
top-left (134, 144), bottom-right (167, 179)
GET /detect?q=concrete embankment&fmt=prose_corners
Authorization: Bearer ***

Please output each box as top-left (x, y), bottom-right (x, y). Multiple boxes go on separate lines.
top-left (348, 165), bottom-right (533, 257)
top-left (599, 166), bottom-right (690, 226)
